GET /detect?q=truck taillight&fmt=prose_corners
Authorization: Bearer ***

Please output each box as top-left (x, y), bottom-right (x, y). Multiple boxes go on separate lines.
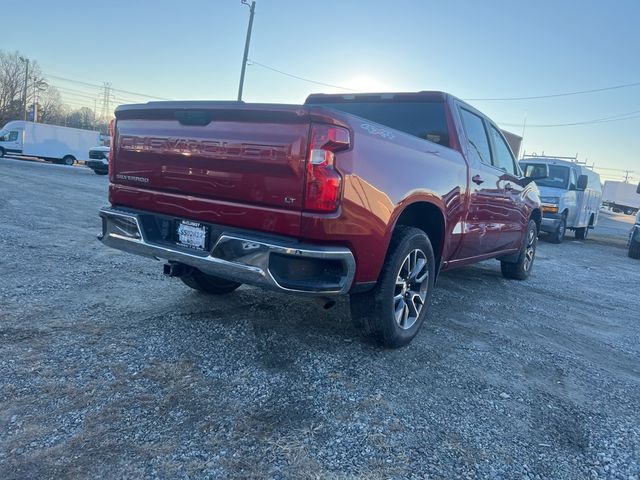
top-left (108, 118), bottom-right (116, 175)
top-left (304, 124), bottom-right (350, 213)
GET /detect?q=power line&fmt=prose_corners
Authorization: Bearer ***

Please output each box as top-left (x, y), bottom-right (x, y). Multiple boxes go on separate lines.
top-left (596, 167), bottom-right (637, 172)
top-left (50, 83), bottom-right (139, 113)
top-left (53, 85), bottom-right (100, 101)
top-left (247, 59), bottom-right (357, 92)
top-left (61, 99), bottom-right (94, 108)
top-left (499, 109), bottom-right (640, 128)
top-left (44, 73), bottom-right (171, 101)
top-left (246, 59), bottom-right (640, 102)
top-left (42, 65), bottom-right (640, 132)
top-left (464, 81), bottom-right (640, 101)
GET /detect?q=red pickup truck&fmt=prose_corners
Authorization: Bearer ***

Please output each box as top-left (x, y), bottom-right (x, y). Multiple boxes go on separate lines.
top-left (99, 92), bottom-right (543, 347)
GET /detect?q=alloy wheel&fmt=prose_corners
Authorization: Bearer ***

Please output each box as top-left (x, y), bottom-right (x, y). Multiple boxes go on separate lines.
top-left (524, 227), bottom-right (537, 271)
top-left (393, 249), bottom-right (429, 330)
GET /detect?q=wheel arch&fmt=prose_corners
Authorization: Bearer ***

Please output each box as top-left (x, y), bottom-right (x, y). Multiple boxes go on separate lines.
top-left (390, 200), bottom-right (446, 272)
top-left (530, 208), bottom-right (542, 233)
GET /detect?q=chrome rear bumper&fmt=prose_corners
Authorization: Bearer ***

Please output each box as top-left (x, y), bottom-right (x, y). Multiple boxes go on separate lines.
top-left (98, 207), bottom-right (356, 295)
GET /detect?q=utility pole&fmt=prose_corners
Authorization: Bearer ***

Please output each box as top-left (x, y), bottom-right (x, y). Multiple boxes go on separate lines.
top-left (28, 77), bottom-right (47, 123)
top-left (519, 113), bottom-right (527, 159)
top-left (19, 57), bottom-right (29, 121)
top-left (237, 0), bottom-right (256, 101)
top-left (33, 77), bottom-right (38, 122)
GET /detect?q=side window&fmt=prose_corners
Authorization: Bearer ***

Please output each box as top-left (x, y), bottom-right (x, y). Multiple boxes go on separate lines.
top-left (8, 131), bottom-right (18, 142)
top-left (460, 108), bottom-right (492, 166)
top-left (569, 169), bottom-right (577, 189)
top-left (489, 125), bottom-right (517, 175)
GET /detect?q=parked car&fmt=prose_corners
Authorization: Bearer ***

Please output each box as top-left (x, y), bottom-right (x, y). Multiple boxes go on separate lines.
top-left (628, 183), bottom-right (640, 259)
top-left (86, 146), bottom-right (110, 175)
top-left (99, 91), bottom-right (543, 347)
top-left (629, 212), bottom-right (640, 259)
top-left (602, 180), bottom-right (640, 216)
top-left (519, 156), bottom-right (602, 243)
top-left (0, 120), bottom-right (101, 165)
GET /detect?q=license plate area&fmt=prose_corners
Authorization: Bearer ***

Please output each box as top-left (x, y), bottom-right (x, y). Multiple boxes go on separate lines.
top-left (176, 220), bottom-right (208, 251)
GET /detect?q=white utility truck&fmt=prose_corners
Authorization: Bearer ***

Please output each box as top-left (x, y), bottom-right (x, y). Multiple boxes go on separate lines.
top-left (602, 180), bottom-right (640, 216)
top-left (0, 120), bottom-right (101, 165)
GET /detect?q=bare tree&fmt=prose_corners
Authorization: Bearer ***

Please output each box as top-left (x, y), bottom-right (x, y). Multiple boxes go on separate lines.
top-left (0, 50), bottom-right (24, 125)
top-left (0, 49), bottom-right (46, 126)
top-left (65, 107), bottom-right (96, 130)
top-left (38, 86), bottom-right (67, 125)
top-left (1, 49), bottom-right (106, 132)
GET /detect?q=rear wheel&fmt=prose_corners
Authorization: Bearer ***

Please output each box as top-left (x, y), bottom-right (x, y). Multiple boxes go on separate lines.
top-left (501, 219), bottom-right (538, 280)
top-left (180, 269), bottom-right (242, 294)
top-left (62, 155), bottom-right (75, 166)
top-left (94, 170), bottom-right (108, 175)
top-left (575, 226), bottom-right (589, 240)
top-left (548, 217), bottom-right (566, 244)
top-left (350, 226), bottom-right (435, 348)
top-left (629, 240), bottom-right (640, 259)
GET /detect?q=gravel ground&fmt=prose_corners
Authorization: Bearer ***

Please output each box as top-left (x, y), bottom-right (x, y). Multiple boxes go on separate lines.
top-left (1, 157), bottom-right (639, 480)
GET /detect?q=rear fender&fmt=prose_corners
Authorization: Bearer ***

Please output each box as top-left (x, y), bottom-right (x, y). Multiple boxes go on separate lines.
top-left (385, 195), bottom-right (447, 275)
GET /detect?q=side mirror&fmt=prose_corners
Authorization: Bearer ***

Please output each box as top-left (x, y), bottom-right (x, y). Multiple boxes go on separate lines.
top-left (522, 163), bottom-right (549, 184)
top-left (576, 174), bottom-right (588, 191)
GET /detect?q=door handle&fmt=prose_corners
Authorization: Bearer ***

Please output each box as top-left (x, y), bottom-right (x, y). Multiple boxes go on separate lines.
top-left (472, 174), bottom-right (484, 185)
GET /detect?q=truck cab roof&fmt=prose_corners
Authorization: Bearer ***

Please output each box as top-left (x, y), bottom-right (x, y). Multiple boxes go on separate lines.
top-left (520, 157), bottom-right (583, 170)
top-left (305, 91), bottom-right (450, 104)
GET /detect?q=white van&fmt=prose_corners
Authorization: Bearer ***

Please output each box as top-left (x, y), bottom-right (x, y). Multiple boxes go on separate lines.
top-left (0, 120), bottom-right (101, 166)
top-left (519, 156), bottom-right (602, 243)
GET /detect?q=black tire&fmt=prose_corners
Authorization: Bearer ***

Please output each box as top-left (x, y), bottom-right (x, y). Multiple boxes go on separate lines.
top-left (350, 226), bottom-right (436, 348)
top-left (0, 147), bottom-right (5, 157)
top-left (575, 226), bottom-right (589, 240)
top-left (62, 155), bottom-right (75, 166)
top-left (180, 269), bottom-right (242, 294)
top-left (548, 217), bottom-right (566, 244)
top-left (501, 219), bottom-right (538, 280)
top-left (629, 240), bottom-right (640, 259)
top-left (624, 208), bottom-right (634, 216)
top-left (94, 170), bottom-right (108, 175)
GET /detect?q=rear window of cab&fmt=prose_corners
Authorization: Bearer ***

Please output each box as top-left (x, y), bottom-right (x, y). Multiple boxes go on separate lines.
top-left (307, 101), bottom-right (450, 148)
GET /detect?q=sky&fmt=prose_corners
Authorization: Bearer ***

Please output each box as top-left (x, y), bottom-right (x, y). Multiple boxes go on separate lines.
top-left (5, 0), bottom-right (640, 180)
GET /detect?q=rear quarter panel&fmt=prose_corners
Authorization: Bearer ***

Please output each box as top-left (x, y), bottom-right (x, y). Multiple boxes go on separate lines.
top-left (300, 112), bottom-right (468, 283)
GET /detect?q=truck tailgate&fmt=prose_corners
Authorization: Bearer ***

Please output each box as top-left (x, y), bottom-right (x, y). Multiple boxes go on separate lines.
top-left (112, 102), bottom-right (311, 234)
